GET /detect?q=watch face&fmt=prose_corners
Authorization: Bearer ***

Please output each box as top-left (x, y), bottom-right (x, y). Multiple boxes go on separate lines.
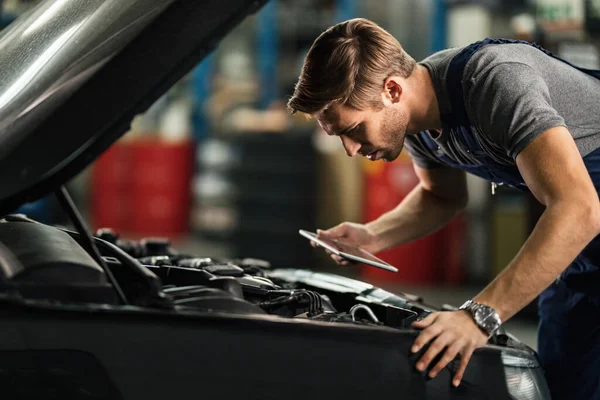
top-left (474, 306), bottom-right (500, 333)
top-left (474, 307), bottom-right (487, 324)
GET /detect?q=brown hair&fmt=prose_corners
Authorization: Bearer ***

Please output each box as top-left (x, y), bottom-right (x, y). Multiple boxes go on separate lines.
top-left (287, 18), bottom-right (416, 116)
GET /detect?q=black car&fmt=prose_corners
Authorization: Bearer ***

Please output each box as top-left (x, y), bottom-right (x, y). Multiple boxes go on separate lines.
top-left (0, 1), bottom-right (550, 399)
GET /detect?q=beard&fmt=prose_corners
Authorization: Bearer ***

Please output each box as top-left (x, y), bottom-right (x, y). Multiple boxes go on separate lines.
top-left (379, 106), bottom-right (408, 162)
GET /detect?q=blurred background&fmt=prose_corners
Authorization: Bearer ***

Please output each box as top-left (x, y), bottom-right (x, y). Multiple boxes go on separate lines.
top-left (4, 0), bottom-right (600, 349)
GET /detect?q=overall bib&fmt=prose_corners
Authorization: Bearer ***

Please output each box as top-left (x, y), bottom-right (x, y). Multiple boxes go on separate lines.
top-left (416, 38), bottom-right (600, 399)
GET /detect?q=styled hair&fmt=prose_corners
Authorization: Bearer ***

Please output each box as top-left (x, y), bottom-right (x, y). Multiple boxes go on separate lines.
top-left (287, 18), bottom-right (416, 115)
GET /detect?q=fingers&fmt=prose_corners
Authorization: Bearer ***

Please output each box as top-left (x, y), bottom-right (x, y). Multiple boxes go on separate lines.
top-left (411, 312), bottom-right (437, 330)
top-left (410, 314), bottom-right (439, 355)
top-left (331, 254), bottom-right (350, 265)
top-left (317, 224), bottom-right (346, 239)
top-left (411, 315), bottom-right (441, 354)
top-left (314, 224), bottom-right (359, 266)
top-left (310, 229), bottom-right (336, 248)
top-left (328, 251), bottom-right (351, 266)
top-left (453, 346), bottom-right (475, 387)
top-left (409, 311), bottom-right (484, 386)
top-left (428, 342), bottom-right (461, 379)
top-left (320, 244), bottom-right (351, 266)
top-left (415, 339), bottom-right (475, 386)
top-left (414, 333), bottom-right (448, 373)
top-left (316, 246), bottom-right (350, 266)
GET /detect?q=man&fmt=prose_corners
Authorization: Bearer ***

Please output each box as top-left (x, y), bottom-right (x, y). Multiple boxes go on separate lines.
top-left (287, 18), bottom-right (600, 399)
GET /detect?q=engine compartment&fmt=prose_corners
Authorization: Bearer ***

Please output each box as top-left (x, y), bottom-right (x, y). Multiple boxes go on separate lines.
top-left (96, 227), bottom-right (427, 329)
top-left (0, 218), bottom-right (519, 349)
top-left (0, 218), bottom-right (551, 400)
top-left (0, 219), bottom-right (430, 330)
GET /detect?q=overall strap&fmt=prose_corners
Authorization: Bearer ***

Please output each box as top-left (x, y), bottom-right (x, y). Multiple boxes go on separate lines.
top-left (443, 39), bottom-right (527, 129)
top-left (418, 131), bottom-right (455, 165)
top-left (444, 38), bottom-right (600, 129)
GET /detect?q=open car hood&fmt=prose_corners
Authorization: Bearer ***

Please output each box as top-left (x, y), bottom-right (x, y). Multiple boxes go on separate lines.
top-left (0, 0), bottom-right (267, 215)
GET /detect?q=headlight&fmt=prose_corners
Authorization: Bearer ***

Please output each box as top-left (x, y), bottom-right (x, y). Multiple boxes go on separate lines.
top-left (500, 347), bottom-right (552, 400)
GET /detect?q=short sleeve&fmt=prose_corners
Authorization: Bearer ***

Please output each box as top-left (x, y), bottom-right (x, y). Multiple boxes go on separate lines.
top-left (464, 62), bottom-right (566, 160)
top-left (404, 133), bottom-right (445, 169)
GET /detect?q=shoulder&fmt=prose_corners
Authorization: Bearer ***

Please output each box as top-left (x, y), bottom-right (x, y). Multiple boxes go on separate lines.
top-left (420, 47), bottom-right (463, 68)
top-left (463, 43), bottom-right (545, 83)
top-left (418, 47), bottom-right (462, 82)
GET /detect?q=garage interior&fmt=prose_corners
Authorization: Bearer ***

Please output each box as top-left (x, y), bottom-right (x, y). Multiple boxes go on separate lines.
top-left (4, 0), bottom-right (599, 354)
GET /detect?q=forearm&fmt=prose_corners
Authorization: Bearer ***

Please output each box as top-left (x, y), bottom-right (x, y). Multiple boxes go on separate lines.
top-left (474, 201), bottom-right (600, 322)
top-left (366, 183), bottom-right (464, 252)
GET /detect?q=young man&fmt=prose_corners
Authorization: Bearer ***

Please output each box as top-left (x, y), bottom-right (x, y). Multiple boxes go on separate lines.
top-left (288, 18), bottom-right (600, 399)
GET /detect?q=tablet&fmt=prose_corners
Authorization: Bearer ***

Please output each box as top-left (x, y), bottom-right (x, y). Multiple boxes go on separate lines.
top-left (299, 229), bottom-right (398, 273)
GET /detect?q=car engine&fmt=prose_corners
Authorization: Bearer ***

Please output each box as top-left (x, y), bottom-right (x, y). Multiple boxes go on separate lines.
top-left (0, 217), bottom-right (522, 349)
top-left (0, 217), bottom-right (428, 330)
top-left (95, 228), bottom-right (429, 330)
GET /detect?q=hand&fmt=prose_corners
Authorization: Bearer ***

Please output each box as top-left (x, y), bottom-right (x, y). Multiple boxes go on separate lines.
top-left (314, 222), bottom-right (380, 266)
top-left (410, 311), bottom-right (488, 387)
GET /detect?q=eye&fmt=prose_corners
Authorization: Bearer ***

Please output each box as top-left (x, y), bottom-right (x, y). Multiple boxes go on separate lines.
top-left (346, 125), bottom-right (360, 138)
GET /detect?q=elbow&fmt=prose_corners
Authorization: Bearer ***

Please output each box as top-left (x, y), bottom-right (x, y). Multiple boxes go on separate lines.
top-left (547, 197), bottom-right (600, 241)
top-left (589, 203), bottom-right (600, 237)
top-left (578, 199), bottom-right (600, 238)
top-left (424, 187), bottom-right (468, 213)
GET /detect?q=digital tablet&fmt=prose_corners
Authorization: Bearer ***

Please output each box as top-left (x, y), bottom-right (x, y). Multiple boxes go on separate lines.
top-left (299, 229), bottom-right (398, 273)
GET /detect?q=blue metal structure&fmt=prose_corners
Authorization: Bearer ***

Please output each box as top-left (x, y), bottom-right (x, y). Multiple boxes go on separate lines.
top-left (0, 10), bottom-right (17, 30)
top-left (191, 53), bottom-right (215, 142)
top-left (14, 197), bottom-right (53, 224)
top-left (335, 0), bottom-right (355, 23)
top-left (192, 0), bottom-right (360, 124)
top-left (431, 0), bottom-right (447, 53)
top-left (256, 0), bottom-right (278, 109)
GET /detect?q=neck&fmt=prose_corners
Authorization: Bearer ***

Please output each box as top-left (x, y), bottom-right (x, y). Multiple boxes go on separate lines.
top-left (406, 64), bottom-right (442, 133)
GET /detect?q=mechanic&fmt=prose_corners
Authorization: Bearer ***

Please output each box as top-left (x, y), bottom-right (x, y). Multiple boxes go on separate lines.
top-left (287, 18), bottom-right (600, 399)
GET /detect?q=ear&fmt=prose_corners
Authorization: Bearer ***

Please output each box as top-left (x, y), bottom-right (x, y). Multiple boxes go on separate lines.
top-left (381, 77), bottom-right (402, 105)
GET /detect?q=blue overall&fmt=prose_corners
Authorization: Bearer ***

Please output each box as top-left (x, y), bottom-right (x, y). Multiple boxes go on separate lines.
top-left (417, 38), bottom-right (600, 399)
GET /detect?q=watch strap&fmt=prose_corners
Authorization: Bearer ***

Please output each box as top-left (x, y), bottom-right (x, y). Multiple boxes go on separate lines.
top-left (459, 300), bottom-right (501, 337)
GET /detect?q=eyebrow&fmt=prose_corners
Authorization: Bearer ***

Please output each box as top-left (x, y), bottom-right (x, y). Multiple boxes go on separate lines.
top-left (335, 124), bottom-right (357, 136)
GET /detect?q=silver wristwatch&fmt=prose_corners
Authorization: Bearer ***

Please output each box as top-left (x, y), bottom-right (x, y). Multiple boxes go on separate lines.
top-left (459, 300), bottom-right (502, 337)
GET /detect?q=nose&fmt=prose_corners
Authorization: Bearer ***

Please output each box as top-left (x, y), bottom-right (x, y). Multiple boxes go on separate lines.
top-left (340, 135), bottom-right (361, 157)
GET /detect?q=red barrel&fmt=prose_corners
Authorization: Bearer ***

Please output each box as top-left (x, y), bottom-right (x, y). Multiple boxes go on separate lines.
top-left (128, 139), bottom-right (194, 239)
top-left (361, 153), bottom-right (465, 284)
top-left (91, 141), bottom-right (132, 232)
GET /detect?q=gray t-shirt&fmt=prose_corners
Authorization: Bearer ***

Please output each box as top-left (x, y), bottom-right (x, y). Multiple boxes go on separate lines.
top-left (405, 43), bottom-right (600, 169)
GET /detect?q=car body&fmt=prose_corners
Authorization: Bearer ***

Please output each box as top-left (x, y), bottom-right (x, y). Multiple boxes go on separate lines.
top-left (0, 1), bottom-right (550, 399)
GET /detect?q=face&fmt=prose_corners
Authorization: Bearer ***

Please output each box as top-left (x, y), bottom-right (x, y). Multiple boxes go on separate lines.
top-left (316, 102), bottom-right (409, 162)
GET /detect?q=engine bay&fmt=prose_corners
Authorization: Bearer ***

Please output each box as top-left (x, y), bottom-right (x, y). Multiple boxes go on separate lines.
top-left (0, 216), bottom-right (520, 350)
top-left (97, 227), bottom-right (433, 330)
top-left (0, 211), bottom-right (547, 398)
top-left (0, 218), bottom-right (433, 330)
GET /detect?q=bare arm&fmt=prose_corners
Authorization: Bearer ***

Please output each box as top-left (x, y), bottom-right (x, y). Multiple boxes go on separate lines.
top-left (474, 126), bottom-right (600, 321)
top-left (366, 164), bottom-right (468, 252)
top-left (409, 126), bottom-right (600, 388)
